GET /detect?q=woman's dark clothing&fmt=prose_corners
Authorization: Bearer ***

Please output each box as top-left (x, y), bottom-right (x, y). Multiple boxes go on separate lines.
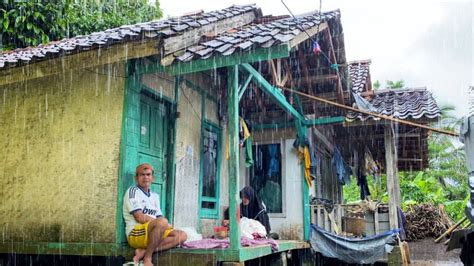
top-left (240, 186), bottom-right (271, 234)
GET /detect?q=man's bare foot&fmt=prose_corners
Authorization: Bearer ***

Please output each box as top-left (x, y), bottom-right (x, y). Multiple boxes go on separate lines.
top-left (143, 257), bottom-right (153, 266)
top-left (133, 249), bottom-right (146, 264)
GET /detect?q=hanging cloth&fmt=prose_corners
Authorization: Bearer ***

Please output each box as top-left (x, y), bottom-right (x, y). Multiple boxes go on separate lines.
top-left (240, 117), bottom-right (253, 167)
top-left (295, 137), bottom-right (313, 188)
top-left (303, 146), bottom-right (312, 187)
top-left (331, 148), bottom-right (352, 185)
top-left (245, 136), bottom-right (254, 167)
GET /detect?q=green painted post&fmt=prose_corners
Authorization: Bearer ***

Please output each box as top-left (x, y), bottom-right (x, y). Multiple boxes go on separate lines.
top-left (298, 124), bottom-right (311, 240)
top-left (227, 65), bottom-right (241, 252)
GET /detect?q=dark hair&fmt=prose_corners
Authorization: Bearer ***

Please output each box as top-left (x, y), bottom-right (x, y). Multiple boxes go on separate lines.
top-left (223, 207), bottom-right (230, 220)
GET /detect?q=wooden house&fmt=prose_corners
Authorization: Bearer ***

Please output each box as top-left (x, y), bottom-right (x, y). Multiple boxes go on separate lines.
top-left (0, 4), bottom-right (443, 265)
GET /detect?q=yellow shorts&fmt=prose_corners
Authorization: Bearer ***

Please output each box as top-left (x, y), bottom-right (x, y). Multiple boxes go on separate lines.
top-left (128, 222), bottom-right (173, 249)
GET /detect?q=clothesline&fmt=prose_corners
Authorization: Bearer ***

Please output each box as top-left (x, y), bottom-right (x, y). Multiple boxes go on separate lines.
top-left (279, 86), bottom-right (459, 137)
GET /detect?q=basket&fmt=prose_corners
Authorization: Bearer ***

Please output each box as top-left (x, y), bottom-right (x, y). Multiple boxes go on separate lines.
top-left (342, 216), bottom-right (366, 235)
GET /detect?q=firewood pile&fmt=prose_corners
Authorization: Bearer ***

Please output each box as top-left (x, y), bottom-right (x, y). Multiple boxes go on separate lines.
top-left (405, 204), bottom-right (453, 241)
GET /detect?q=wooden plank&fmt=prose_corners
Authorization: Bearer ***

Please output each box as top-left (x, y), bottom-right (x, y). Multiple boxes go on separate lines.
top-left (324, 27), bottom-right (344, 103)
top-left (227, 65), bottom-right (241, 252)
top-left (293, 74), bottom-right (338, 87)
top-left (289, 22), bottom-right (328, 48)
top-left (239, 240), bottom-right (310, 262)
top-left (163, 11), bottom-right (256, 55)
top-left (297, 47), bottom-right (311, 87)
top-left (166, 44), bottom-right (290, 76)
top-left (240, 63), bottom-right (305, 122)
top-left (317, 206), bottom-right (323, 227)
top-left (385, 124), bottom-right (401, 230)
top-left (0, 40), bottom-right (161, 86)
top-left (310, 124), bottom-right (340, 153)
top-left (238, 74), bottom-right (253, 101)
top-left (324, 209), bottom-right (330, 231)
top-left (375, 210), bottom-right (380, 234)
top-left (0, 242), bottom-right (128, 257)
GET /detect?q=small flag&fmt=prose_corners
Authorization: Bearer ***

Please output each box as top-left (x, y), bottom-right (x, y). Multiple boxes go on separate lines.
top-left (312, 41), bottom-right (321, 54)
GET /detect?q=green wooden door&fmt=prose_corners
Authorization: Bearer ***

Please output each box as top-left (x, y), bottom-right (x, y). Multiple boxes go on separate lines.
top-left (138, 94), bottom-right (169, 215)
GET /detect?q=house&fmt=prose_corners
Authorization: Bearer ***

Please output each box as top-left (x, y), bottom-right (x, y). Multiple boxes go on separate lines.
top-left (0, 3), bottom-right (444, 265)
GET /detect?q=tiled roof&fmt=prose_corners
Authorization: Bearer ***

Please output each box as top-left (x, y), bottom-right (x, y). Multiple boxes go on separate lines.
top-left (346, 88), bottom-right (441, 121)
top-left (348, 60), bottom-right (371, 93)
top-left (173, 10), bottom-right (341, 63)
top-left (0, 4), bottom-right (257, 69)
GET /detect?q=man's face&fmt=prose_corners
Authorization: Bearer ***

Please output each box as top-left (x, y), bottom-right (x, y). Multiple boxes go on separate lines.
top-left (136, 168), bottom-right (154, 189)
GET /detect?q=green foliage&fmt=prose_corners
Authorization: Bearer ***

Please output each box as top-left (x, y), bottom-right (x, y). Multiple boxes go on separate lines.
top-left (0, 1), bottom-right (162, 50)
top-left (386, 80), bottom-right (405, 89)
top-left (343, 103), bottom-right (468, 221)
top-left (373, 80), bottom-right (381, 90)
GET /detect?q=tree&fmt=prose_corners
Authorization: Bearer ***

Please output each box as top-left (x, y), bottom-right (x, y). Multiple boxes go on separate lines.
top-left (373, 80), bottom-right (381, 90)
top-left (0, 1), bottom-right (162, 50)
top-left (386, 80), bottom-right (405, 89)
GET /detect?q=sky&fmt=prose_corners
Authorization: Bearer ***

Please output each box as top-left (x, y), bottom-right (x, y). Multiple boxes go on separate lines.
top-left (160, 0), bottom-right (473, 116)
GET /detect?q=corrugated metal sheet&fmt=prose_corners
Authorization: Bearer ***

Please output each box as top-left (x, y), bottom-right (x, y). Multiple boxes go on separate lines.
top-left (172, 10), bottom-right (341, 62)
top-left (0, 4), bottom-right (257, 69)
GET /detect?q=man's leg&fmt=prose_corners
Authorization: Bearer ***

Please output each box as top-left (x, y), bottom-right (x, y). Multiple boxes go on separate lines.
top-left (155, 230), bottom-right (188, 252)
top-left (143, 217), bottom-right (168, 266)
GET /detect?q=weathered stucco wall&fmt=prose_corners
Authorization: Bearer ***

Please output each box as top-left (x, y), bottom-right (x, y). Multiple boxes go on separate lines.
top-left (173, 81), bottom-right (202, 229)
top-left (0, 64), bottom-right (125, 243)
top-left (141, 71), bottom-right (226, 235)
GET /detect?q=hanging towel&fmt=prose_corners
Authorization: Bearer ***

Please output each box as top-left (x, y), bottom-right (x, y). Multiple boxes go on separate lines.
top-left (245, 136), bottom-right (254, 167)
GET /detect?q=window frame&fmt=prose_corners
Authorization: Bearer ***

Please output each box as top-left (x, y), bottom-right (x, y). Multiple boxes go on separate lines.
top-left (198, 120), bottom-right (222, 219)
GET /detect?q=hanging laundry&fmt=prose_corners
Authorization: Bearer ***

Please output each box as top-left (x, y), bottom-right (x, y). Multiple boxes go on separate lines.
top-left (358, 174), bottom-right (371, 200)
top-left (331, 148), bottom-right (352, 185)
top-left (240, 117), bottom-right (253, 167)
top-left (356, 151), bottom-right (371, 200)
top-left (293, 136), bottom-right (313, 187)
top-left (364, 148), bottom-right (380, 182)
top-left (245, 135), bottom-right (254, 167)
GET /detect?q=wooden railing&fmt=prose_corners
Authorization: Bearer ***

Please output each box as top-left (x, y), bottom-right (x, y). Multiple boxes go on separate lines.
top-left (310, 203), bottom-right (390, 236)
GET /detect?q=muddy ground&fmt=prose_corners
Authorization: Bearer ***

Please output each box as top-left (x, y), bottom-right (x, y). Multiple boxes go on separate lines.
top-left (408, 238), bottom-right (462, 266)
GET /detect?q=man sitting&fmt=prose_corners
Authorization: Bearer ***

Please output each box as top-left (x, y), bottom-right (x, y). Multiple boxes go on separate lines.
top-left (123, 163), bottom-right (187, 266)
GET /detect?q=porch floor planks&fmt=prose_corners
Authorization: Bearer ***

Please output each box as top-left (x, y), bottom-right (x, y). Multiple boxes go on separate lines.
top-left (153, 240), bottom-right (310, 264)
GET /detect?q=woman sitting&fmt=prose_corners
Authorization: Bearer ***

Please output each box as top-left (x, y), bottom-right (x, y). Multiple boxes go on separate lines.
top-left (239, 186), bottom-right (271, 235)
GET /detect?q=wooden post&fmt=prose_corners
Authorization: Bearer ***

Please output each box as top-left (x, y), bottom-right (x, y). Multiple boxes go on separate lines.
top-left (384, 124), bottom-right (401, 229)
top-left (227, 65), bottom-right (241, 251)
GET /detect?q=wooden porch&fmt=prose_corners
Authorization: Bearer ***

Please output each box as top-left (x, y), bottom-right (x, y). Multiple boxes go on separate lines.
top-left (154, 240), bottom-right (310, 265)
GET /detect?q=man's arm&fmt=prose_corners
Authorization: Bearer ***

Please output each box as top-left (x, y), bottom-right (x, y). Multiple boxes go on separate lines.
top-left (132, 210), bottom-right (159, 224)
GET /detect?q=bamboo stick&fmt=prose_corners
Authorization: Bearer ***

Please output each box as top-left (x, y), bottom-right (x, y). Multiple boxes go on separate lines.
top-left (279, 87), bottom-right (459, 137)
top-left (434, 217), bottom-right (468, 243)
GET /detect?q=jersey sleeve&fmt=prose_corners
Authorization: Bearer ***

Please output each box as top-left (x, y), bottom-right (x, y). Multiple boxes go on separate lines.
top-left (125, 187), bottom-right (143, 214)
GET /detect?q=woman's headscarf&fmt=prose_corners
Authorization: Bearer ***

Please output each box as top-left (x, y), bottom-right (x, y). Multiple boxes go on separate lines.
top-left (240, 186), bottom-right (271, 234)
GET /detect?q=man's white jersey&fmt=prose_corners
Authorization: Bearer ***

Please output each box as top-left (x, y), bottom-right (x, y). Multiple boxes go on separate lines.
top-left (123, 186), bottom-right (163, 236)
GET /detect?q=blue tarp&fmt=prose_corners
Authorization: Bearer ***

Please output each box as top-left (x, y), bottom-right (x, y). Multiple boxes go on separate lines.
top-left (310, 225), bottom-right (399, 264)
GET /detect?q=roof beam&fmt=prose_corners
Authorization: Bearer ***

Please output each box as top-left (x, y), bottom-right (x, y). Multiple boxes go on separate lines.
top-left (240, 63), bottom-right (305, 122)
top-left (164, 44), bottom-right (290, 76)
top-left (163, 10), bottom-right (256, 55)
top-left (289, 22), bottom-right (328, 48)
top-left (324, 27), bottom-right (344, 103)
